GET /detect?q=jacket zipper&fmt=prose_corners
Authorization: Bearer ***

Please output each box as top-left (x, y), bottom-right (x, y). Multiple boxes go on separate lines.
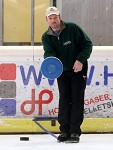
top-left (58, 36), bottom-right (60, 45)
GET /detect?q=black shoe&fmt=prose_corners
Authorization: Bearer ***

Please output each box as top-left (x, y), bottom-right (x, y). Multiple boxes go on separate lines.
top-left (66, 133), bottom-right (80, 143)
top-left (57, 133), bottom-right (69, 142)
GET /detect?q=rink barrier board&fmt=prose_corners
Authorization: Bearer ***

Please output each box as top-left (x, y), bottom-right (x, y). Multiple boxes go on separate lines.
top-left (0, 46), bottom-right (113, 133)
top-left (0, 118), bottom-right (113, 133)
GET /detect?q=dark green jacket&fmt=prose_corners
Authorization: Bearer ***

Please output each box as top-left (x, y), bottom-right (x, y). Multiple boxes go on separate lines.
top-left (42, 21), bottom-right (93, 74)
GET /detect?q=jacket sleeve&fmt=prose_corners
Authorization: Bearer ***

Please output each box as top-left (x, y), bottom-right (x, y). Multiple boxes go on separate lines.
top-left (42, 34), bottom-right (56, 59)
top-left (75, 25), bottom-right (93, 64)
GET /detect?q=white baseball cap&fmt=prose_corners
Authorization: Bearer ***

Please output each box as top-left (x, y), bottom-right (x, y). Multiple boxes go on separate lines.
top-left (45, 6), bottom-right (60, 17)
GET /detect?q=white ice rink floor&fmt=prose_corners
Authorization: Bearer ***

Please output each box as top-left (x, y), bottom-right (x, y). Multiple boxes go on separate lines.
top-left (0, 134), bottom-right (113, 150)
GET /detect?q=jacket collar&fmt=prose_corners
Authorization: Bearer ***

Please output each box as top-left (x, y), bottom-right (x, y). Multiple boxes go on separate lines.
top-left (47, 21), bottom-right (66, 36)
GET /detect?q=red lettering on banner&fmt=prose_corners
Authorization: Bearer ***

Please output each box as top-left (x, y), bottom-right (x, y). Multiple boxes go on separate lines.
top-left (48, 107), bottom-right (59, 115)
top-left (84, 94), bottom-right (110, 106)
top-left (21, 89), bottom-right (53, 115)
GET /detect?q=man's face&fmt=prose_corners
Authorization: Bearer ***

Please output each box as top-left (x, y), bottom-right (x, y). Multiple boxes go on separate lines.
top-left (46, 14), bottom-right (61, 30)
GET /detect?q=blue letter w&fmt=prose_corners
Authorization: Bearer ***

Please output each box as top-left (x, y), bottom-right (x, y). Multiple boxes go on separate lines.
top-left (20, 65), bottom-right (55, 86)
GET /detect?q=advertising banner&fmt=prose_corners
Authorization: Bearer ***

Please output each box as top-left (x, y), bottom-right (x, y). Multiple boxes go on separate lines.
top-left (0, 56), bottom-right (113, 118)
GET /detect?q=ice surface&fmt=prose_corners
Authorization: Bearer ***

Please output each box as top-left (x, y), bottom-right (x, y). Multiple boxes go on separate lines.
top-left (0, 134), bottom-right (113, 150)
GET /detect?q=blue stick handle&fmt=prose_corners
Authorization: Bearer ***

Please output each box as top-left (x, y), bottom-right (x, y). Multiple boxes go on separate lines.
top-left (33, 119), bottom-right (58, 139)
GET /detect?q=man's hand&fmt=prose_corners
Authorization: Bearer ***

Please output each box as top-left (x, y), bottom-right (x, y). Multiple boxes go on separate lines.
top-left (73, 60), bottom-right (83, 72)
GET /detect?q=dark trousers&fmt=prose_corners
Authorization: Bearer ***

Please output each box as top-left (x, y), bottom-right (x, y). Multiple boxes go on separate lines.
top-left (57, 70), bottom-right (86, 136)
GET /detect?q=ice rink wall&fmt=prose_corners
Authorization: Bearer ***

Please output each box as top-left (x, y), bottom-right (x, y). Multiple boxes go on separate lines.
top-left (0, 46), bottom-right (113, 133)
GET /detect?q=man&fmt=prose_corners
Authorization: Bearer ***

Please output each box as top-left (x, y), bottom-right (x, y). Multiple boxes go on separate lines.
top-left (42, 6), bottom-right (93, 143)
